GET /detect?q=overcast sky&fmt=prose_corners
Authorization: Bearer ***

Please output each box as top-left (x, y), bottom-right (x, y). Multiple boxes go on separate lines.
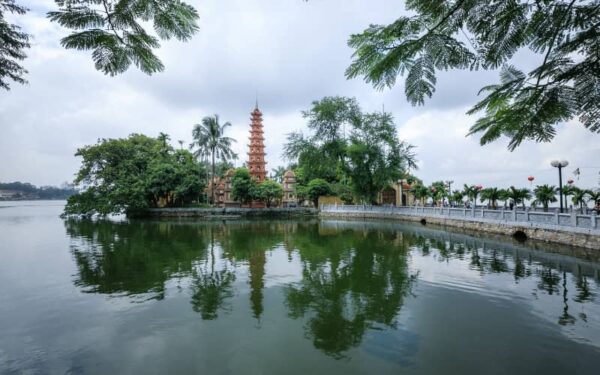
top-left (1, 0), bottom-right (599, 190)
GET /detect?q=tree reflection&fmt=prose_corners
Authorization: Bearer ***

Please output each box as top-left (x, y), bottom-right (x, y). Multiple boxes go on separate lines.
top-left (573, 266), bottom-right (594, 303)
top-left (537, 267), bottom-right (561, 295)
top-left (215, 221), bottom-right (291, 320)
top-left (190, 231), bottom-right (235, 320)
top-left (65, 219), bottom-right (210, 300)
top-left (284, 227), bottom-right (415, 358)
top-left (65, 217), bottom-right (600, 355)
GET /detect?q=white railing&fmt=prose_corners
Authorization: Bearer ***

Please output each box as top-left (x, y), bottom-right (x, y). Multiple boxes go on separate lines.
top-left (320, 204), bottom-right (598, 231)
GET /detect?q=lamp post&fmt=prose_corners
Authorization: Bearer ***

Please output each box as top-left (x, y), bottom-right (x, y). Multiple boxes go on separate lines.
top-left (551, 160), bottom-right (569, 213)
top-left (445, 180), bottom-right (454, 206)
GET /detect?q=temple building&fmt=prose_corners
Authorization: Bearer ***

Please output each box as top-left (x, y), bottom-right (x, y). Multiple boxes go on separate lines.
top-left (209, 103), bottom-right (297, 208)
top-left (247, 105), bottom-right (267, 182)
top-left (282, 170), bottom-right (297, 207)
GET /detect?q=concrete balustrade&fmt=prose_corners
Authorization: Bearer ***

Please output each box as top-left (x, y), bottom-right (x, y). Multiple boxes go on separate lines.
top-left (321, 204), bottom-right (598, 230)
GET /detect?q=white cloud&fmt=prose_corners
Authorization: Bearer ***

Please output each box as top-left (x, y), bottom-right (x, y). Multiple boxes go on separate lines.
top-left (399, 110), bottom-right (600, 189)
top-left (0, 0), bottom-right (598, 191)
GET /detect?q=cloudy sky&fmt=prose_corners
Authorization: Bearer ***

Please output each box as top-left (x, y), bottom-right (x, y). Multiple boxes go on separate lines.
top-left (1, 0), bottom-right (599, 190)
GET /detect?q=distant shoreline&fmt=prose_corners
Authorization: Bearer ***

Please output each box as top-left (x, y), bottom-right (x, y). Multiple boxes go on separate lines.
top-left (0, 198), bottom-right (70, 202)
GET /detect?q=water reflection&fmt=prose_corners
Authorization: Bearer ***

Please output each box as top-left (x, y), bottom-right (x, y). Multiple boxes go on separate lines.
top-left (64, 218), bottom-right (600, 359)
top-left (283, 228), bottom-right (415, 358)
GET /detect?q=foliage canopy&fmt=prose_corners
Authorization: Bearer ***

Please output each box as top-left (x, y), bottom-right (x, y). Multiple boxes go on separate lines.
top-left (0, 0), bottom-right (29, 90)
top-left (63, 133), bottom-right (205, 216)
top-left (1, 0), bottom-right (199, 89)
top-left (285, 96), bottom-right (417, 204)
top-left (346, 0), bottom-right (600, 150)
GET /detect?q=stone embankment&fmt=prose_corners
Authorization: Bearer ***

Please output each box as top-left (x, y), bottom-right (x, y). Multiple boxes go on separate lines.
top-left (320, 205), bottom-right (600, 250)
top-left (146, 207), bottom-right (317, 219)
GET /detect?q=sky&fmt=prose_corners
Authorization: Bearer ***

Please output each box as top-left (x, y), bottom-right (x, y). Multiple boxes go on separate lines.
top-left (1, 0), bottom-right (599, 190)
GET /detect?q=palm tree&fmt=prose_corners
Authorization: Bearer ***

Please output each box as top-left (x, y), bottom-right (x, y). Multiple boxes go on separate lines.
top-left (158, 132), bottom-right (171, 148)
top-left (587, 190), bottom-right (600, 210)
top-left (462, 184), bottom-right (481, 207)
top-left (506, 186), bottom-right (531, 209)
top-left (450, 190), bottom-right (465, 207)
top-left (430, 181), bottom-right (447, 206)
top-left (571, 187), bottom-right (588, 213)
top-left (271, 166), bottom-right (286, 183)
top-left (191, 115), bottom-right (238, 205)
top-left (533, 185), bottom-right (558, 212)
top-left (498, 188), bottom-right (510, 209)
top-left (480, 187), bottom-right (502, 209)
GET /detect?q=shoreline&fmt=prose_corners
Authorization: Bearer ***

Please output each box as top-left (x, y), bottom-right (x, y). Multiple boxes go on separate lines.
top-left (320, 207), bottom-right (600, 250)
top-left (142, 207), bottom-right (318, 218)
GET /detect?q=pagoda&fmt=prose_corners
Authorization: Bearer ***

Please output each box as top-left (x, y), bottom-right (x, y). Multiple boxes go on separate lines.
top-left (247, 104), bottom-right (267, 182)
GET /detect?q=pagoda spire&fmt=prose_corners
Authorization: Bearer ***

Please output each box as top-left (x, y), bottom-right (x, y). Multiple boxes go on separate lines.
top-left (247, 104), bottom-right (267, 182)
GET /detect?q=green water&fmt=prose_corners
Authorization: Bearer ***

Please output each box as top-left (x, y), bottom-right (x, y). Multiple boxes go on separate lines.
top-left (1, 201), bottom-right (599, 374)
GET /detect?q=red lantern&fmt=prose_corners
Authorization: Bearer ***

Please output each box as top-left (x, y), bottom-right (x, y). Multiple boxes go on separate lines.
top-left (476, 184), bottom-right (483, 190)
top-left (528, 176), bottom-right (535, 186)
top-left (567, 179), bottom-right (574, 185)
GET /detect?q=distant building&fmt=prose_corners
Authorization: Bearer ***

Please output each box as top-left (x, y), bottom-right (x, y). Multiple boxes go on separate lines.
top-left (282, 170), bottom-right (297, 207)
top-left (209, 104), bottom-right (297, 208)
top-left (247, 104), bottom-right (267, 182)
top-left (0, 190), bottom-right (21, 200)
top-left (377, 180), bottom-right (416, 206)
top-left (214, 169), bottom-right (238, 207)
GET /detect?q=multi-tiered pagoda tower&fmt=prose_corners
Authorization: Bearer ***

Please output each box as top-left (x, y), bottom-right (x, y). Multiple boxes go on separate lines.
top-left (247, 104), bottom-right (267, 182)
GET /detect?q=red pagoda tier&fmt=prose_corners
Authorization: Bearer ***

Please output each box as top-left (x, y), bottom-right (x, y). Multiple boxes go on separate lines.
top-left (247, 105), bottom-right (267, 182)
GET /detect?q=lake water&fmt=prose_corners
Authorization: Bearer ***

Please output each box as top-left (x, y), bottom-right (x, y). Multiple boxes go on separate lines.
top-left (1, 201), bottom-right (599, 374)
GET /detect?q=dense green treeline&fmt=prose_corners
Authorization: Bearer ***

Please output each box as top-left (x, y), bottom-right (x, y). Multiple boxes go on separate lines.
top-left (63, 134), bottom-right (206, 217)
top-left (0, 181), bottom-right (76, 200)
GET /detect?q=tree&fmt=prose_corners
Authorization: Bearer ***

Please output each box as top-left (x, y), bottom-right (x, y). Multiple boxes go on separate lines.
top-left (534, 184), bottom-right (558, 212)
top-left (191, 115), bottom-right (237, 205)
top-left (346, 0), bottom-right (600, 150)
top-left (285, 97), bottom-right (417, 204)
top-left (47, 0), bottom-right (199, 76)
top-left (506, 186), bottom-right (531, 209)
top-left (571, 187), bottom-right (589, 213)
top-left (295, 184), bottom-right (308, 205)
top-left (587, 190), bottom-right (600, 208)
top-left (332, 183), bottom-right (354, 205)
top-left (231, 168), bottom-right (255, 205)
top-left (0, 0), bottom-right (29, 90)
top-left (306, 179), bottom-right (333, 208)
top-left (411, 184), bottom-right (430, 206)
top-left (463, 184), bottom-right (482, 207)
top-left (63, 133), bottom-right (205, 216)
top-left (284, 97), bottom-right (364, 184)
top-left (498, 188), bottom-right (510, 209)
top-left (450, 190), bottom-right (465, 207)
top-left (480, 187), bottom-right (502, 209)
top-left (271, 166), bottom-right (286, 183)
top-left (157, 132), bottom-right (171, 149)
top-left (346, 112), bottom-right (416, 203)
top-left (2, 0), bottom-right (200, 89)
top-left (429, 181), bottom-right (448, 206)
top-left (254, 180), bottom-right (283, 208)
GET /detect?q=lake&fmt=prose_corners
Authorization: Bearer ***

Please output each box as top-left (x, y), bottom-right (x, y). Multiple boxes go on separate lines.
top-left (1, 201), bottom-right (599, 374)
